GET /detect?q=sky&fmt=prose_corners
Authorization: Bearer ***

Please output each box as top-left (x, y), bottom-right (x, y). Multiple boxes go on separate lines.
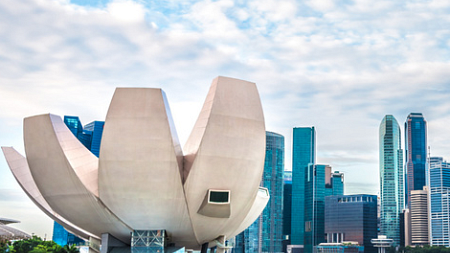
top-left (1, 0), bottom-right (450, 239)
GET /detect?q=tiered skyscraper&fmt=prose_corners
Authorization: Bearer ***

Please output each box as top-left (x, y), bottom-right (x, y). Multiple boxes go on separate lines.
top-left (429, 157), bottom-right (450, 247)
top-left (379, 115), bottom-right (404, 245)
top-left (291, 127), bottom-right (316, 247)
top-left (234, 131), bottom-right (285, 253)
top-left (405, 113), bottom-right (427, 207)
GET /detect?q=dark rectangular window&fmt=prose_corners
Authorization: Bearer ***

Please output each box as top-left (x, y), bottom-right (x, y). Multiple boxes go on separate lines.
top-left (209, 191), bottom-right (229, 203)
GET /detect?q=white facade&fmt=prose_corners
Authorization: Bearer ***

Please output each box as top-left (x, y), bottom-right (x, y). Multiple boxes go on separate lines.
top-left (2, 76), bottom-right (269, 250)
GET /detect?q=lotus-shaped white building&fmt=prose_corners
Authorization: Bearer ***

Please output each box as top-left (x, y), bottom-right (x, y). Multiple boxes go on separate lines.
top-left (2, 76), bottom-right (269, 252)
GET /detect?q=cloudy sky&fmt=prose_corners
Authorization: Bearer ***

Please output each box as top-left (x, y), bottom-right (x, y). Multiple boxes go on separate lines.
top-left (1, 0), bottom-right (450, 238)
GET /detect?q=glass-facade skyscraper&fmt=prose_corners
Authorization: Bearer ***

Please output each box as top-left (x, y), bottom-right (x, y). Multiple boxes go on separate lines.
top-left (325, 195), bottom-right (378, 253)
top-left (379, 115), bottom-right (403, 246)
top-left (291, 127), bottom-right (316, 246)
top-left (261, 131), bottom-right (284, 253)
top-left (304, 165), bottom-right (344, 253)
top-left (405, 113), bottom-right (427, 208)
top-left (283, 171), bottom-right (292, 248)
top-left (53, 115), bottom-right (105, 246)
top-left (429, 157), bottom-right (450, 247)
top-left (234, 219), bottom-right (260, 253)
top-left (234, 131), bottom-right (285, 253)
top-left (84, 121), bottom-right (104, 158)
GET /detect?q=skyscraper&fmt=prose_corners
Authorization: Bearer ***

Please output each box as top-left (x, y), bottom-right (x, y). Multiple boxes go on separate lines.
top-left (379, 115), bottom-right (404, 245)
top-left (83, 121), bottom-right (104, 157)
top-left (234, 131), bottom-right (285, 253)
top-left (53, 115), bottom-right (105, 246)
top-left (429, 157), bottom-right (450, 247)
top-left (410, 186), bottom-right (428, 246)
top-left (304, 164), bottom-right (344, 252)
top-left (325, 194), bottom-right (378, 253)
top-left (234, 220), bottom-right (260, 253)
top-left (405, 113), bottom-right (427, 207)
top-left (283, 171), bottom-right (292, 250)
top-left (260, 131), bottom-right (284, 253)
top-left (291, 127), bottom-right (316, 247)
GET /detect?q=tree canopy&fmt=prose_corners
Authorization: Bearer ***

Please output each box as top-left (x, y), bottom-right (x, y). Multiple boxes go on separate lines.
top-left (1, 236), bottom-right (79, 253)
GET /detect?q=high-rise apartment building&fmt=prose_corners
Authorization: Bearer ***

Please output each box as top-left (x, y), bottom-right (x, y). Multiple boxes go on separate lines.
top-left (291, 127), bottom-right (316, 247)
top-left (304, 165), bottom-right (344, 253)
top-left (379, 115), bottom-right (403, 246)
top-left (405, 113), bottom-right (427, 207)
top-left (410, 186), bottom-right (428, 246)
top-left (324, 194), bottom-right (377, 253)
top-left (234, 131), bottom-right (285, 253)
top-left (429, 157), bottom-right (450, 247)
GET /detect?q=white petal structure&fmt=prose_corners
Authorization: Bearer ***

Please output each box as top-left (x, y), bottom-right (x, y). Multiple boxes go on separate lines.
top-left (2, 76), bottom-right (268, 250)
top-left (1, 147), bottom-right (96, 240)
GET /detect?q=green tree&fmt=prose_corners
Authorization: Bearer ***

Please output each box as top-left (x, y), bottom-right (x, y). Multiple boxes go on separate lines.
top-left (1, 239), bottom-right (10, 253)
top-left (9, 236), bottom-right (77, 253)
top-left (12, 236), bottom-right (43, 253)
top-left (62, 245), bottom-right (78, 253)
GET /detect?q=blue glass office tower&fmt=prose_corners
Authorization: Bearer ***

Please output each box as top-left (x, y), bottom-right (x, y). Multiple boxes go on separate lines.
top-left (405, 113), bottom-right (427, 208)
top-left (52, 222), bottom-right (85, 246)
top-left (429, 157), bottom-right (450, 247)
top-left (83, 121), bottom-right (104, 158)
top-left (291, 127), bottom-right (316, 247)
top-left (261, 131), bottom-right (284, 253)
top-left (304, 165), bottom-right (344, 253)
top-left (283, 171), bottom-right (292, 247)
top-left (64, 116), bottom-right (83, 137)
top-left (53, 116), bottom-right (105, 246)
top-left (234, 219), bottom-right (260, 253)
top-left (379, 115), bottom-right (403, 246)
top-left (325, 195), bottom-right (378, 253)
top-left (234, 131), bottom-right (285, 253)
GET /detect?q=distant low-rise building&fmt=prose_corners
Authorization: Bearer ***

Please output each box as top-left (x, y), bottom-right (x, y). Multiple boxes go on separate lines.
top-left (314, 242), bottom-right (363, 253)
top-left (325, 195), bottom-right (377, 253)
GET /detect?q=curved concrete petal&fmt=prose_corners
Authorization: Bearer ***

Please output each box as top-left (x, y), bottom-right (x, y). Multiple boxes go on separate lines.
top-left (23, 114), bottom-right (132, 242)
top-left (98, 88), bottom-right (197, 248)
top-left (1, 147), bottom-right (96, 240)
top-left (183, 76), bottom-right (266, 244)
top-left (228, 187), bottom-right (270, 239)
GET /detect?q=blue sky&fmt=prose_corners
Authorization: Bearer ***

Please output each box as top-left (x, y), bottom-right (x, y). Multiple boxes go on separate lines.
top-left (1, 0), bottom-right (450, 238)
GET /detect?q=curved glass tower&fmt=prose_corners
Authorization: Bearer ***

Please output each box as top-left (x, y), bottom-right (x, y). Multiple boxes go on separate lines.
top-left (379, 115), bottom-right (404, 245)
top-left (261, 131), bottom-right (284, 253)
top-left (234, 131), bottom-right (285, 253)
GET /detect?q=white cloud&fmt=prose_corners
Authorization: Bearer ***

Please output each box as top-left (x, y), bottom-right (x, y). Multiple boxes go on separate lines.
top-left (107, 0), bottom-right (147, 23)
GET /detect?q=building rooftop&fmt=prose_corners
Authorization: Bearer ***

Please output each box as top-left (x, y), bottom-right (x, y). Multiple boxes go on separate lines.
top-left (0, 218), bottom-right (31, 240)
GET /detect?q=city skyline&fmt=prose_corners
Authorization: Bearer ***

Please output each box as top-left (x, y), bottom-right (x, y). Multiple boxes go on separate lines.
top-left (2, 0), bottom-right (450, 240)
